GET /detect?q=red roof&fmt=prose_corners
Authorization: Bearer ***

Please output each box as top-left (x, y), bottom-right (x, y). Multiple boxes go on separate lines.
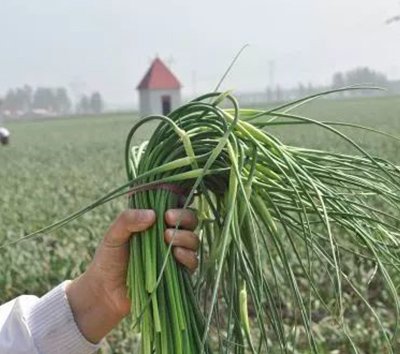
top-left (137, 58), bottom-right (181, 90)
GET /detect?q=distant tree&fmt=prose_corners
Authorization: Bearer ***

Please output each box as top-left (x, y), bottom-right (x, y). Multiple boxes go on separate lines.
top-left (332, 67), bottom-right (387, 89)
top-left (1, 85), bottom-right (72, 117)
top-left (90, 92), bottom-right (104, 114)
top-left (1, 88), bottom-right (31, 115)
top-left (345, 67), bottom-right (387, 86)
top-left (33, 88), bottom-right (56, 111)
top-left (332, 72), bottom-right (345, 88)
top-left (55, 88), bottom-right (72, 114)
top-left (2, 90), bottom-right (17, 113)
top-left (23, 85), bottom-right (33, 110)
top-left (14, 85), bottom-right (32, 112)
top-left (77, 95), bottom-right (91, 114)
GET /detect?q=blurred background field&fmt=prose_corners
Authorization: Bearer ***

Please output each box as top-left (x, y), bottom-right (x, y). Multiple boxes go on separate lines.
top-left (1, 94), bottom-right (400, 353)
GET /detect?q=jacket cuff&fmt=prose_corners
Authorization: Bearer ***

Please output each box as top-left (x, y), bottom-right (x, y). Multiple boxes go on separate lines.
top-left (26, 281), bottom-right (102, 354)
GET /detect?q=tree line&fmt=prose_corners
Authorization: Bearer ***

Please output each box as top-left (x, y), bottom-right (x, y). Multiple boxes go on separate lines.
top-left (0, 86), bottom-right (104, 117)
top-left (238, 66), bottom-right (398, 106)
top-left (331, 67), bottom-right (388, 88)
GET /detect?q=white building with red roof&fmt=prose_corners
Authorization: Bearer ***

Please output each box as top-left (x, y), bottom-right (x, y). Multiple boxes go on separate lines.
top-left (137, 57), bottom-right (182, 116)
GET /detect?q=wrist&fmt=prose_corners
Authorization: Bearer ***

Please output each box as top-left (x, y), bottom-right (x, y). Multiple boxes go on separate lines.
top-left (65, 272), bottom-right (125, 344)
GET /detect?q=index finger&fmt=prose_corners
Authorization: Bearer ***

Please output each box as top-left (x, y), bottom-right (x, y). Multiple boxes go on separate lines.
top-left (104, 209), bottom-right (156, 247)
top-left (165, 209), bottom-right (198, 231)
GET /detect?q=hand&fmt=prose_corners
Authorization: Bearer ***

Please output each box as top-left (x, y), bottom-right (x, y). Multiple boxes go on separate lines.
top-left (65, 208), bottom-right (199, 344)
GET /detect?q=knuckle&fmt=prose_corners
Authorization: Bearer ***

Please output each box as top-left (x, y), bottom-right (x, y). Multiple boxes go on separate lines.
top-left (189, 252), bottom-right (199, 272)
top-left (165, 229), bottom-right (174, 243)
top-left (119, 210), bottom-right (132, 224)
top-left (173, 246), bottom-right (182, 258)
top-left (173, 247), bottom-right (198, 271)
top-left (192, 252), bottom-right (199, 267)
top-left (192, 233), bottom-right (200, 246)
top-left (191, 212), bottom-right (199, 227)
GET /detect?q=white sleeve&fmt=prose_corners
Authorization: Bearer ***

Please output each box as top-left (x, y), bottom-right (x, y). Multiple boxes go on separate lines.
top-left (0, 281), bottom-right (102, 354)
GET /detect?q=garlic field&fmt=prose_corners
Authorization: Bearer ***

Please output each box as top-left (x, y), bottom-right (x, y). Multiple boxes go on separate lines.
top-left (1, 95), bottom-right (400, 353)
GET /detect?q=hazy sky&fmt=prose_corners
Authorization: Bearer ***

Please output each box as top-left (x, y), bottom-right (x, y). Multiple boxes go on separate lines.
top-left (1, 0), bottom-right (399, 106)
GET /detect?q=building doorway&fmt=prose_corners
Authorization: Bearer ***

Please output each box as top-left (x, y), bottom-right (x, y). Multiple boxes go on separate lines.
top-left (161, 95), bottom-right (172, 115)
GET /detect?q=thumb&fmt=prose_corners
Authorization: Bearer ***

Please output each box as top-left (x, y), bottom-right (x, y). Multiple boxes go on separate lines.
top-left (103, 209), bottom-right (156, 247)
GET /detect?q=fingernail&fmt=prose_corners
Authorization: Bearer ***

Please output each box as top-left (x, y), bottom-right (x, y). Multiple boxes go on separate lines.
top-left (138, 209), bottom-right (156, 222)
